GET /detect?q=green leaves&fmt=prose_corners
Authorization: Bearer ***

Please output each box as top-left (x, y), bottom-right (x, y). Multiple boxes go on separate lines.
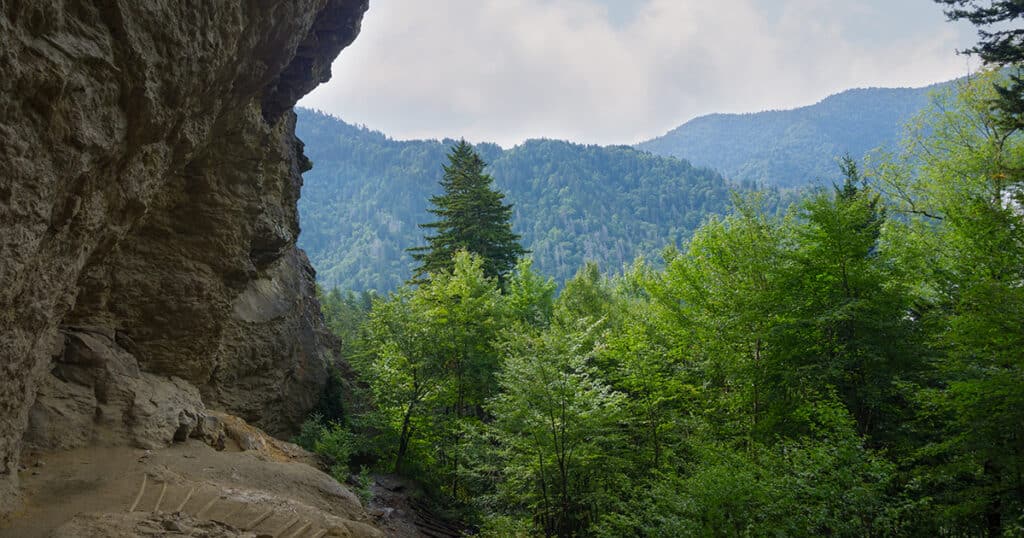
top-left (356, 252), bottom-right (509, 493)
top-left (306, 68), bottom-right (1024, 537)
top-left (488, 319), bottom-right (626, 537)
top-left (868, 71), bottom-right (1024, 533)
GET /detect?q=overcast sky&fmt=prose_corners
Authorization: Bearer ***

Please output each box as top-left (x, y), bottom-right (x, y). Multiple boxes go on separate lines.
top-left (299, 0), bottom-right (980, 147)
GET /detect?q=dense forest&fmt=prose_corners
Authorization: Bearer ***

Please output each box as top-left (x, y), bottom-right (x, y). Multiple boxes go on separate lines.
top-left (637, 80), bottom-right (955, 188)
top-left (301, 70), bottom-right (1024, 536)
top-left (296, 110), bottom-right (788, 292)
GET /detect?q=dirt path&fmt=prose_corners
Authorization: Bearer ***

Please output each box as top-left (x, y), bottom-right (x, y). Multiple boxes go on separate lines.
top-left (365, 475), bottom-right (467, 538)
top-left (0, 441), bottom-right (380, 537)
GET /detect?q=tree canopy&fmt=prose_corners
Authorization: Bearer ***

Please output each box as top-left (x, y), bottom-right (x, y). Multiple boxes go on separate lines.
top-left (301, 71), bottom-right (1024, 537)
top-left (294, 5), bottom-right (1024, 534)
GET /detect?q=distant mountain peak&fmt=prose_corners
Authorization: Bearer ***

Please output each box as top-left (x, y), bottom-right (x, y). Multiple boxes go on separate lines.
top-left (638, 77), bottom-right (960, 188)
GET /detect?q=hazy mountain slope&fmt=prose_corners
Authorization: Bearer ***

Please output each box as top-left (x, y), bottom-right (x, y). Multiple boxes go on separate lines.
top-left (296, 109), bottom-right (777, 292)
top-left (638, 80), bottom-right (955, 188)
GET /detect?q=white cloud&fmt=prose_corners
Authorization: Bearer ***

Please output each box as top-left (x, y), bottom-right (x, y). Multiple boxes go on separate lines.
top-left (299, 0), bottom-right (978, 147)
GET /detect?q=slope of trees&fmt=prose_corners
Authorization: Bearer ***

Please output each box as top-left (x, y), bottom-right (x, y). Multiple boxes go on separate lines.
top-left (637, 80), bottom-right (958, 188)
top-left (295, 110), bottom-right (788, 292)
top-left (303, 71), bottom-right (1024, 536)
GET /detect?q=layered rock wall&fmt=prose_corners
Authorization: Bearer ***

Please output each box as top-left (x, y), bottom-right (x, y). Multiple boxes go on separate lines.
top-left (0, 0), bottom-right (367, 512)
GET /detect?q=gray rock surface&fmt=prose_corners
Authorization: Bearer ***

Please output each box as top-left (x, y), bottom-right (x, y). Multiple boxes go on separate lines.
top-left (25, 328), bottom-right (207, 452)
top-left (0, 0), bottom-right (368, 512)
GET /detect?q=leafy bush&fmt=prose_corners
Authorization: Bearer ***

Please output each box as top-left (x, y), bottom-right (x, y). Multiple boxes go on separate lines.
top-left (293, 413), bottom-right (326, 452)
top-left (294, 413), bottom-right (356, 480)
top-left (315, 423), bottom-right (355, 467)
top-left (355, 466), bottom-right (374, 505)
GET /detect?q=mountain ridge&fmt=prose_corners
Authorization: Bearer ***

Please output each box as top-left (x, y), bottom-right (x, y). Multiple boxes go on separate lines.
top-left (295, 77), bottom-right (962, 293)
top-left (295, 108), bottom-right (771, 292)
top-left (637, 78), bottom-right (959, 187)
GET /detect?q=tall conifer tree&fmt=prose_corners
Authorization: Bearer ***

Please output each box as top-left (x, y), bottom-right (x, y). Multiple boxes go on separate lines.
top-left (408, 140), bottom-right (526, 286)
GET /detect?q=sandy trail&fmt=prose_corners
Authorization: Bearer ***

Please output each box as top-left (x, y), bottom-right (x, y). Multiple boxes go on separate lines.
top-left (0, 440), bottom-right (379, 537)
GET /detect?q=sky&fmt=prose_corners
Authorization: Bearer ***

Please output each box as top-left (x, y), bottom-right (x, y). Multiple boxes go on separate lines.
top-left (298, 0), bottom-right (981, 147)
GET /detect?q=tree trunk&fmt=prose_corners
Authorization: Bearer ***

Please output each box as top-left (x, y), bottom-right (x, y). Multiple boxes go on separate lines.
top-left (394, 401), bottom-right (416, 473)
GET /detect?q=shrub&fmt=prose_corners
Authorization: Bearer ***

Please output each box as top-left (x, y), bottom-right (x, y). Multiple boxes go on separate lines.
top-left (294, 413), bottom-right (356, 477)
top-left (293, 413), bottom-right (326, 452)
top-left (314, 422), bottom-right (355, 466)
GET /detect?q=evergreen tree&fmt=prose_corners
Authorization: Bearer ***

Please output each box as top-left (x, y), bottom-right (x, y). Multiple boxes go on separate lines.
top-left (408, 140), bottom-right (527, 286)
top-left (937, 0), bottom-right (1024, 64)
top-left (936, 0), bottom-right (1024, 131)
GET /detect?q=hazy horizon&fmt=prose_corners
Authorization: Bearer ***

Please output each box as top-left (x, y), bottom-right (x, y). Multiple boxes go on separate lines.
top-left (299, 74), bottom-right (961, 149)
top-left (300, 0), bottom-right (979, 147)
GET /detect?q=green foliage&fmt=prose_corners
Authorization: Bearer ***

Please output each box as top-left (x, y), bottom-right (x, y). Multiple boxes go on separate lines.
top-left (409, 140), bottom-right (526, 286)
top-left (596, 431), bottom-right (897, 538)
top-left (355, 466), bottom-right (374, 506)
top-left (505, 258), bottom-right (556, 328)
top-left (554, 262), bottom-right (615, 327)
top-left (871, 70), bottom-right (1024, 534)
top-left (486, 320), bottom-right (626, 537)
top-left (936, 1), bottom-right (1022, 62)
top-left (785, 170), bottom-right (923, 443)
top-left (315, 423), bottom-right (356, 468)
top-left (293, 412), bottom-right (327, 453)
top-left (357, 252), bottom-right (507, 497)
top-left (654, 193), bottom-right (792, 443)
top-left (317, 286), bottom-right (374, 355)
top-left (359, 288), bottom-right (442, 474)
top-left (300, 68), bottom-right (1023, 537)
top-left (294, 414), bottom-right (356, 484)
top-left (478, 515), bottom-right (532, 537)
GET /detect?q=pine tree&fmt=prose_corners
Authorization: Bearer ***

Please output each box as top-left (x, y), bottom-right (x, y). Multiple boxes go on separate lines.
top-left (936, 0), bottom-right (1024, 131)
top-left (408, 140), bottom-right (527, 286)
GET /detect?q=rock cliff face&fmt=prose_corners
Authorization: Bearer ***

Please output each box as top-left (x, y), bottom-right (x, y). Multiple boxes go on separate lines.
top-left (0, 0), bottom-right (368, 512)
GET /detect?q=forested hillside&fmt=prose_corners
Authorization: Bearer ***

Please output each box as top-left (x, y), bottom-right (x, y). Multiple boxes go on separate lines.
top-left (303, 71), bottom-right (1024, 537)
top-left (638, 80), bottom-right (955, 187)
top-left (296, 109), bottom-right (783, 291)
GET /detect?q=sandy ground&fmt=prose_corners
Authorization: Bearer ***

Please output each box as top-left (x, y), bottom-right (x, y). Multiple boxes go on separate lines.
top-left (0, 440), bottom-right (380, 537)
top-left (1, 445), bottom-right (143, 536)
